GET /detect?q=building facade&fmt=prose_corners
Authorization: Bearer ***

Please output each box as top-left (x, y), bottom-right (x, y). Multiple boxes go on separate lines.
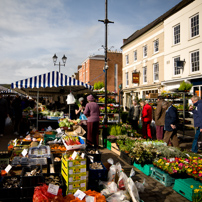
top-left (163, 0), bottom-right (202, 97)
top-left (121, 0), bottom-right (195, 109)
top-left (78, 51), bottom-right (122, 94)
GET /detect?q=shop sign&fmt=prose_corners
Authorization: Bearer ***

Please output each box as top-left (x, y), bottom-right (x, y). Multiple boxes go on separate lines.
top-left (132, 73), bottom-right (139, 84)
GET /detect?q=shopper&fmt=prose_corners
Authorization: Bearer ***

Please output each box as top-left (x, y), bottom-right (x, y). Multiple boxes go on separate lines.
top-left (0, 93), bottom-right (8, 137)
top-left (189, 95), bottom-right (202, 153)
top-left (12, 94), bottom-right (22, 135)
top-left (155, 96), bottom-right (166, 140)
top-left (140, 100), bottom-right (152, 139)
top-left (162, 101), bottom-right (179, 147)
top-left (128, 99), bottom-right (141, 130)
top-left (83, 94), bottom-right (100, 148)
top-left (75, 97), bottom-right (86, 119)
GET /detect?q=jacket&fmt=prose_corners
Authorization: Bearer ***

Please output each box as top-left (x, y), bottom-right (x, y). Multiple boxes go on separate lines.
top-left (164, 105), bottom-right (178, 132)
top-left (83, 102), bottom-right (100, 122)
top-left (128, 105), bottom-right (141, 121)
top-left (155, 100), bottom-right (166, 126)
top-left (192, 99), bottom-right (202, 128)
top-left (141, 103), bottom-right (152, 122)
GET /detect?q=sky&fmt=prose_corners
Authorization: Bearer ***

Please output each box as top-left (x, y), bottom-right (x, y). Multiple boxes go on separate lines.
top-left (0, 0), bottom-right (182, 84)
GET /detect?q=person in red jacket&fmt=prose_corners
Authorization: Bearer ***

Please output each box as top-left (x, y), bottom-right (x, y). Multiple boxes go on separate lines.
top-left (140, 100), bottom-right (152, 139)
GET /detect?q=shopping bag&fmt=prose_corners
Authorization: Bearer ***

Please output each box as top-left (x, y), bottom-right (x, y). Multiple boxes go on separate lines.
top-left (5, 116), bottom-right (12, 126)
top-left (79, 113), bottom-right (87, 120)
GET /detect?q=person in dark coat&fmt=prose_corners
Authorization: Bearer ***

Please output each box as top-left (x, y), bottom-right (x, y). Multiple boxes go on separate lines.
top-left (162, 101), bottom-right (179, 147)
top-left (155, 96), bottom-right (166, 140)
top-left (189, 95), bottom-right (202, 153)
top-left (12, 94), bottom-right (22, 135)
top-left (0, 93), bottom-right (8, 136)
top-left (83, 94), bottom-right (100, 148)
top-left (128, 99), bottom-right (141, 130)
top-left (140, 100), bottom-right (153, 139)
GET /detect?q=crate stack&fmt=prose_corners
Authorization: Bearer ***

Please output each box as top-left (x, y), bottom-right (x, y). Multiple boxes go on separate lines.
top-left (61, 153), bottom-right (87, 195)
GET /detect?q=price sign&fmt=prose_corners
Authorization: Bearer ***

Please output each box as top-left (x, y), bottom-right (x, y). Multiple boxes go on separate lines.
top-left (5, 164), bottom-right (12, 173)
top-left (74, 189), bottom-right (86, 200)
top-left (21, 149), bottom-right (28, 157)
top-left (72, 151), bottom-right (78, 160)
top-left (47, 184), bottom-right (59, 195)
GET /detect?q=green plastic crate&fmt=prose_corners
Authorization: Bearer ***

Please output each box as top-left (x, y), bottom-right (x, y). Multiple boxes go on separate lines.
top-left (151, 167), bottom-right (175, 187)
top-left (133, 162), bottom-right (154, 176)
top-left (104, 139), bottom-right (111, 150)
top-left (173, 178), bottom-right (202, 201)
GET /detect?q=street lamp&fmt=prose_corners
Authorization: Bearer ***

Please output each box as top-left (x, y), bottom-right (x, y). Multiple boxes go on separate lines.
top-left (52, 54), bottom-right (67, 73)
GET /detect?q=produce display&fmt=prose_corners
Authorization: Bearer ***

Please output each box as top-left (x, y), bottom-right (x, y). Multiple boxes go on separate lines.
top-left (89, 162), bottom-right (103, 170)
top-left (58, 118), bottom-right (80, 128)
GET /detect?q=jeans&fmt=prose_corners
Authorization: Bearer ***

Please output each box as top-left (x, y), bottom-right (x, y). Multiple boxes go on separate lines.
top-left (192, 127), bottom-right (201, 153)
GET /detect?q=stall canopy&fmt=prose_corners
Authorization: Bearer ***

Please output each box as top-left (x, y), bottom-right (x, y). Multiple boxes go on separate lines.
top-left (11, 71), bottom-right (93, 96)
top-left (11, 71), bottom-right (93, 129)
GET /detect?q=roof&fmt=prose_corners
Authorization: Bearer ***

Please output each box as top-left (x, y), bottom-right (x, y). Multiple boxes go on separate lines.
top-left (121, 0), bottom-right (195, 49)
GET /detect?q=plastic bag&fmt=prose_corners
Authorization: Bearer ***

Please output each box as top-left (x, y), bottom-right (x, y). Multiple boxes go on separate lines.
top-left (79, 113), bottom-right (87, 120)
top-left (150, 119), bottom-right (156, 129)
top-left (116, 162), bottom-right (128, 190)
top-left (107, 158), bottom-right (116, 182)
top-left (100, 181), bottom-right (118, 197)
top-left (135, 178), bottom-right (148, 193)
top-left (5, 116), bottom-right (12, 126)
top-left (106, 190), bottom-right (130, 202)
top-left (126, 168), bottom-right (140, 202)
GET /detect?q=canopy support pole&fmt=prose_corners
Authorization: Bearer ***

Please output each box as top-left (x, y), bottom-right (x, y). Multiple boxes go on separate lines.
top-left (37, 91), bottom-right (39, 130)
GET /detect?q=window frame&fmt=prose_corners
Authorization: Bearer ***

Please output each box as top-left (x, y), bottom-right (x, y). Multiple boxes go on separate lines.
top-left (190, 50), bottom-right (200, 73)
top-left (126, 54), bottom-right (129, 65)
top-left (190, 13), bottom-right (199, 38)
top-left (134, 50), bottom-right (137, 62)
top-left (153, 62), bottom-right (159, 82)
top-left (126, 72), bottom-right (129, 86)
top-left (153, 39), bottom-right (159, 53)
top-left (173, 24), bottom-right (180, 45)
top-left (143, 66), bottom-right (147, 84)
top-left (173, 56), bottom-right (181, 76)
top-left (143, 45), bottom-right (147, 58)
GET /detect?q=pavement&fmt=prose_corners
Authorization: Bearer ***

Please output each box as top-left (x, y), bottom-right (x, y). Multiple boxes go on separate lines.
top-left (0, 123), bottom-right (196, 202)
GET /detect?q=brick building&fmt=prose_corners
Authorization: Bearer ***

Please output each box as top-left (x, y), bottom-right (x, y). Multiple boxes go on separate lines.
top-left (78, 51), bottom-right (122, 93)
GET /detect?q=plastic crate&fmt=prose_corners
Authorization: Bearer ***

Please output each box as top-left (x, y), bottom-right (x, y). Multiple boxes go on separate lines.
top-left (20, 197), bottom-right (33, 202)
top-left (133, 162), bottom-right (154, 176)
top-left (28, 145), bottom-right (51, 158)
top-left (0, 198), bottom-right (21, 202)
top-left (43, 173), bottom-right (65, 196)
top-left (20, 165), bottom-right (43, 187)
top-left (0, 176), bottom-right (21, 199)
top-left (151, 167), bottom-right (175, 187)
top-left (120, 151), bottom-right (133, 165)
top-left (20, 186), bottom-right (35, 198)
top-left (173, 178), bottom-right (202, 201)
top-left (88, 162), bottom-right (108, 181)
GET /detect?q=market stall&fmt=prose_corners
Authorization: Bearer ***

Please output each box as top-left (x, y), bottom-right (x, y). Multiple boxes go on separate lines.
top-left (11, 71), bottom-right (93, 129)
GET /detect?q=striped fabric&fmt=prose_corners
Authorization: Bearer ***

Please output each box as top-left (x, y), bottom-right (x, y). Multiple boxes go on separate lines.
top-left (11, 71), bottom-right (93, 91)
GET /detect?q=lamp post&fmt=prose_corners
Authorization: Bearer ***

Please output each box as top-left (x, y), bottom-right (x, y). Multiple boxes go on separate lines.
top-left (98, 0), bottom-right (114, 124)
top-left (52, 54), bottom-right (67, 73)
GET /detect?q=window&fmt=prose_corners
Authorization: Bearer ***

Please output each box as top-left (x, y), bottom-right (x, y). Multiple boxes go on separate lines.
top-left (191, 50), bottom-right (199, 72)
top-left (153, 63), bottom-right (159, 81)
top-left (134, 50), bottom-right (137, 61)
top-left (174, 57), bottom-right (181, 75)
top-left (143, 67), bottom-right (147, 83)
top-left (174, 24), bottom-right (180, 44)
top-left (126, 55), bottom-right (129, 65)
top-left (191, 14), bottom-right (199, 38)
top-left (143, 45), bottom-right (147, 58)
top-left (126, 72), bottom-right (129, 86)
top-left (154, 39), bottom-right (159, 53)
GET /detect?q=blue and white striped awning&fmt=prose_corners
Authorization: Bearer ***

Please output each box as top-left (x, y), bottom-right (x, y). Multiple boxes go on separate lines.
top-left (11, 71), bottom-right (93, 96)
